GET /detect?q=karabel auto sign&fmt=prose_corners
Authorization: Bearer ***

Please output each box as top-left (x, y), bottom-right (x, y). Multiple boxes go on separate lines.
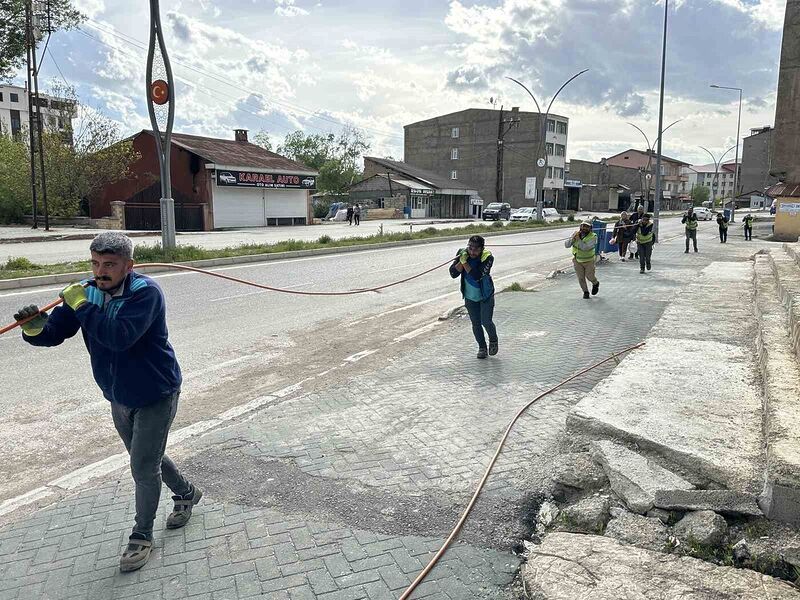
top-left (216, 170), bottom-right (316, 190)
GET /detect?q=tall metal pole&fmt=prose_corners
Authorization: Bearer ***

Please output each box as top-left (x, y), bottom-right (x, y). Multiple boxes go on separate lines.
top-left (710, 84), bottom-right (743, 222)
top-left (146, 0), bottom-right (176, 249)
top-left (653, 0), bottom-right (669, 242)
top-left (25, 0), bottom-right (38, 229)
top-left (496, 106), bottom-right (504, 203)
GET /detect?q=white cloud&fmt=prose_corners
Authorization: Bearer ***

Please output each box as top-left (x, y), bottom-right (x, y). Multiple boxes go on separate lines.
top-left (274, 0), bottom-right (310, 17)
top-left (72, 0), bottom-right (106, 19)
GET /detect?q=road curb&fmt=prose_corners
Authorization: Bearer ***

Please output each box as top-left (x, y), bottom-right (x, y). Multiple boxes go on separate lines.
top-left (0, 221), bottom-right (597, 291)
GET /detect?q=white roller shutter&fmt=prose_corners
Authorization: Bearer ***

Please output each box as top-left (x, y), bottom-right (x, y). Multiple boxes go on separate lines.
top-left (213, 185), bottom-right (265, 228)
top-left (265, 189), bottom-right (306, 218)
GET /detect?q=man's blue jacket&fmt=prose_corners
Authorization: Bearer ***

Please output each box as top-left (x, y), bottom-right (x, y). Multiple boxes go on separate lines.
top-left (23, 272), bottom-right (182, 407)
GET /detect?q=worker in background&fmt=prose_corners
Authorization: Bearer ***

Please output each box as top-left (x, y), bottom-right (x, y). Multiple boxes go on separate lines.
top-left (629, 204), bottom-right (645, 259)
top-left (565, 221), bottom-right (599, 299)
top-left (12, 232), bottom-right (201, 573)
top-left (743, 213), bottom-right (754, 241)
top-left (634, 213), bottom-right (655, 273)
top-left (682, 206), bottom-right (699, 253)
top-left (450, 235), bottom-right (498, 359)
top-left (716, 211), bottom-right (729, 243)
top-left (613, 211), bottom-right (633, 262)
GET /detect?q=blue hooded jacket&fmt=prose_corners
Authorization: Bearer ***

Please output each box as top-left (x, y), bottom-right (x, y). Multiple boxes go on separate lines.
top-left (23, 272), bottom-right (182, 407)
top-left (449, 249), bottom-right (495, 301)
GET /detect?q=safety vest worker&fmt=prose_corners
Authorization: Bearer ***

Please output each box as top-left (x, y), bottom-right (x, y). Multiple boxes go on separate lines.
top-left (565, 221), bottom-right (599, 299)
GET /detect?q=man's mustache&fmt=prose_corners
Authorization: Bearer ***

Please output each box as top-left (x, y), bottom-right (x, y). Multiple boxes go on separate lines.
top-left (96, 276), bottom-right (113, 282)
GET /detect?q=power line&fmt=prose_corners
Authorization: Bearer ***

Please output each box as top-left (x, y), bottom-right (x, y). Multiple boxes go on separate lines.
top-left (81, 19), bottom-right (405, 141)
top-left (45, 47), bottom-right (69, 87)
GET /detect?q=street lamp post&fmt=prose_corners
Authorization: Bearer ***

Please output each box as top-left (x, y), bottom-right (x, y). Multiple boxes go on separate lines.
top-left (507, 70), bottom-right (588, 221)
top-left (653, 0), bottom-right (670, 242)
top-left (700, 144), bottom-right (737, 208)
top-left (627, 120), bottom-right (682, 211)
top-left (710, 84), bottom-right (743, 223)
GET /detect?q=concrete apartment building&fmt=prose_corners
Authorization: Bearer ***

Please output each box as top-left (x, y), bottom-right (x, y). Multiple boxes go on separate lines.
top-left (0, 84), bottom-right (76, 143)
top-left (740, 126), bottom-right (779, 193)
top-left (565, 159), bottom-right (643, 212)
top-left (604, 149), bottom-right (690, 204)
top-left (404, 108), bottom-right (569, 209)
top-left (680, 161), bottom-right (739, 201)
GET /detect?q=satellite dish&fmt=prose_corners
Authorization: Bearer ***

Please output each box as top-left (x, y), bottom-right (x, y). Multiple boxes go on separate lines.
top-left (537, 158), bottom-right (546, 168)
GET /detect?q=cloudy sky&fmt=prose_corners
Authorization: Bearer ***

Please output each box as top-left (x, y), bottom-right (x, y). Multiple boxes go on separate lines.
top-left (26, 0), bottom-right (788, 166)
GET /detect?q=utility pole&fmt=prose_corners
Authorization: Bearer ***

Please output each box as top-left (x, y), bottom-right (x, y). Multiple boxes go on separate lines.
top-left (495, 106), bottom-right (520, 204)
top-left (24, 0), bottom-right (39, 230)
top-left (653, 0), bottom-right (669, 242)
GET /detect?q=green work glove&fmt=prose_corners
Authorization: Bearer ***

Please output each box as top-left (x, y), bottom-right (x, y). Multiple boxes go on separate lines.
top-left (459, 250), bottom-right (469, 265)
top-left (59, 282), bottom-right (88, 311)
top-left (13, 305), bottom-right (48, 336)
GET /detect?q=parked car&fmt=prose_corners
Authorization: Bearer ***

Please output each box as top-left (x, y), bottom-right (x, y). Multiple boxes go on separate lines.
top-left (482, 202), bottom-right (512, 221)
top-left (542, 207), bottom-right (562, 222)
top-left (510, 207), bottom-right (536, 222)
top-left (218, 172), bottom-right (237, 184)
top-left (693, 207), bottom-right (713, 220)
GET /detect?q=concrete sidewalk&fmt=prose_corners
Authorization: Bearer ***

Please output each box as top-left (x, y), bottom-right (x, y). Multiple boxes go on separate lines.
top-left (0, 228), bottom-right (774, 599)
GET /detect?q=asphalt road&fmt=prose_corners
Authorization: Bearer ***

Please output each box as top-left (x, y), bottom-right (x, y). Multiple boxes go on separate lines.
top-left (0, 218), bottom-right (688, 504)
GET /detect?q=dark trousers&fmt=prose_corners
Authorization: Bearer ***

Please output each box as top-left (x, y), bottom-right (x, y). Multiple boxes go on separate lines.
top-left (618, 239), bottom-right (629, 257)
top-left (719, 227), bottom-right (728, 242)
top-left (111, 393), bottom-right (190, 540)
top-left (354, 214), bottom-right (360, 226)
top-left (744, 226), bottom-right (752, 240)
top-left (685, 229), bottom-right (697, 251)
top-left (639, 242), bottom-right (653, 270)
top-left (465, 296), bottom-right (497, 349)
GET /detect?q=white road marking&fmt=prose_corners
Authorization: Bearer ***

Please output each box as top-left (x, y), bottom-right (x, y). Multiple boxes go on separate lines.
top-left (183, 355), bottom-right (259, 381)
top-left (344, 349), bottom-right (378, 363)
top-left (394, 321), bottom-right (442, 341)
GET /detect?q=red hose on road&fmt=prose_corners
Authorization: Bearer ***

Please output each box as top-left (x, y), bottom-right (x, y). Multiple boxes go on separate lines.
top-left (398, 342), bottom-right (646, 600)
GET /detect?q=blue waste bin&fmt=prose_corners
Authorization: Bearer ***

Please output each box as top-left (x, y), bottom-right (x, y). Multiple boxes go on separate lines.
top-left (723, 208), bottom-right (731, 221)
top-left (592, 219), bottom-right (613, 254)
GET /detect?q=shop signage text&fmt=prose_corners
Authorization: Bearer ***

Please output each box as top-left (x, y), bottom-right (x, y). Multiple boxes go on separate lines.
top-left (217, 170), bottom-right (316, 189)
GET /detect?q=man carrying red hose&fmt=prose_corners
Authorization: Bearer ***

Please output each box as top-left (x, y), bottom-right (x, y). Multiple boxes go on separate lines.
top-left (11, 232), bottom-right (200, 573)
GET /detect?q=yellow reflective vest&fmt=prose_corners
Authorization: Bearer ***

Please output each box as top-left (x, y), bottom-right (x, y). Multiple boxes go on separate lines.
top-left (570, 232), bottom-right (597, 263)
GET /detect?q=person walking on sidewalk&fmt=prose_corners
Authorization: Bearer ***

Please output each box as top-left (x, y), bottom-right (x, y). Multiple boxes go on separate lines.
top-left (354, 203), bottom-right (361, 226)
top-left (450, 235), bottom-right (498, 359)
top-left (716, 211), bottom-right (729, 243)
top-left (629, 204), bottom-right (645, 259)
top-left (633, 213), bottom-right (655, 273)
top-left (743, 213), bottom-right (754, 241)
top-left (346, 204), bottom-right (354, 226)
top-left (682, 207), bottom-right (699, 253)
top-left (613, 212), bottom-right (633, 261)
top-left (12, 232), bottom-right (201, 573)
top-left (565, 221), bottom-right (599, 299)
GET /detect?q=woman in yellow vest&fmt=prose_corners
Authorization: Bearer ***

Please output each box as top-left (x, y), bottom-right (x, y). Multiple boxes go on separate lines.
top-left (633, 213), bottom-right (655, 273)
top-left (716, 212), bottom-right (729, 243)
top-left (565, 221), bottom-right (599, 299)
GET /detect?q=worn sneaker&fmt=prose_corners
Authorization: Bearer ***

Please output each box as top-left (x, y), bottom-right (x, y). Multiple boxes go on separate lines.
top-left (120, 534), bottom-right (152, 573)
top-left (684, 249), bottom-right (689, 253)
top-left (477, 348), bottom-right (488, 359)
top-left (640, 269), bottom-right (645, 274)
top-left (488, 341), bottom-right (498, 356)
top-left (583, 291), bottom-right (590, 299)
top-left (646, 264), bottom-right (652, 271)
top-left (591, 281), bottom-right (600, 296)
top-left (166, 485), bottom-right (203, 529)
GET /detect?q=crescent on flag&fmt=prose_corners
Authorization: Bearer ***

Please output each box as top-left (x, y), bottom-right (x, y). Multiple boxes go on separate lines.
top-left (150, 80), bottom-right (169, 105)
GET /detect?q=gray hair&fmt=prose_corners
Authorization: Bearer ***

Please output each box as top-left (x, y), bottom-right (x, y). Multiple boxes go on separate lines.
top-left (90, 232), bottom-right (134, 260)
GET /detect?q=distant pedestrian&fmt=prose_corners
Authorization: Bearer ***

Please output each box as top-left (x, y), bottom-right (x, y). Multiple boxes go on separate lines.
top-left (354, 204), bottom-right (361, 226)
top-left (633, 213), bottom-right (654, 273)
top-left (613, 212), bottom-right (633, 262)
top-left (630, 204), bottom-right (645, 259)
top-left (682, 207), bottom-right (699, 253)
top-left (743, 214), bottom-right (754, 241)
top-left (346, 205), bottom-right (354, 225)
top-left (12, 232), bottom-right (201, 573)
top-left (716, 212), bottom-right (729, 243)
top-left (449, 235), bottom-right (498, 359)
top-left (565, 221), bottom-right (599, 299)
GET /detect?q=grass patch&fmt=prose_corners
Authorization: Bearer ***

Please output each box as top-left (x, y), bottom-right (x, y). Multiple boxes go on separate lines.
top-left (0, 217), bottom-right (611, 281)
top-left (504, 282), bottom-right (526, 292)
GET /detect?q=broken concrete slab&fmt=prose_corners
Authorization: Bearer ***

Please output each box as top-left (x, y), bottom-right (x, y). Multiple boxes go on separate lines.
top-left (673, 510), bottom-right (728, 547)
top-left (550, 451), bottom-right (607, 493)
top-left (568, 262), bottom-right (765, 495)
top-left (654, 489), bottom-right (763, 517)
top-left (524, 533), bottom-right (799, 600)
top-left (604, 511), bottom-right (670, 551)
top-left (560, 496), bottom-right (610, 534)
top-left (590, 440), bottom-right (694, 514)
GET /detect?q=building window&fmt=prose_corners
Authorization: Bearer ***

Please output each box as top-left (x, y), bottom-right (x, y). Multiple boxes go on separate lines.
top-left (546, 166), bottom-right (553, 178)
top-left (10, 109), bottom-right (21, 137)
top-left (451, 148), bottom-right (458, 160)
top-left (451, 127), bottom-right (459, 139)
top-left (451, 170), bottom-right (457, 180)
top-left (557, 121), bottom-right (568, 135)
top-left (546, 119), bottom-right (555, 133)
top-left (555, 144), bottom-right (566, 157)
top-left (554, 167), bottom-right (564, 179)
top-left (0, 92), bottom-right (3, 101)
top-left (545, 142), bottom-right (554, 155)
top-left (10, 93), bottom-right (19, 103)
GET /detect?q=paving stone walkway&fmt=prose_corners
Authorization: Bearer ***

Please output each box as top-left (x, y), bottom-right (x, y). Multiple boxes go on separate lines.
top-left (0, 227), bottom-right (768, 599)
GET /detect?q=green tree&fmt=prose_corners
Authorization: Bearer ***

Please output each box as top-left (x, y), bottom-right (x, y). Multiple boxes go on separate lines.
top-left (278, 126), bottom-right (370, 194)
top-left (690, 185), bottom-right (710, 206)
top-left (0, 0), bottom-right (83, 81)
top-left (252, 130), bottom-right (273, 152)
top-left (0, 132), bottom-right (31, 223)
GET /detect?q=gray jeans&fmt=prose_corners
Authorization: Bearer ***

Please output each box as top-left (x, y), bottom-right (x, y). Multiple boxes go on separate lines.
top-left (111, 393), bottom-right (190, 539)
